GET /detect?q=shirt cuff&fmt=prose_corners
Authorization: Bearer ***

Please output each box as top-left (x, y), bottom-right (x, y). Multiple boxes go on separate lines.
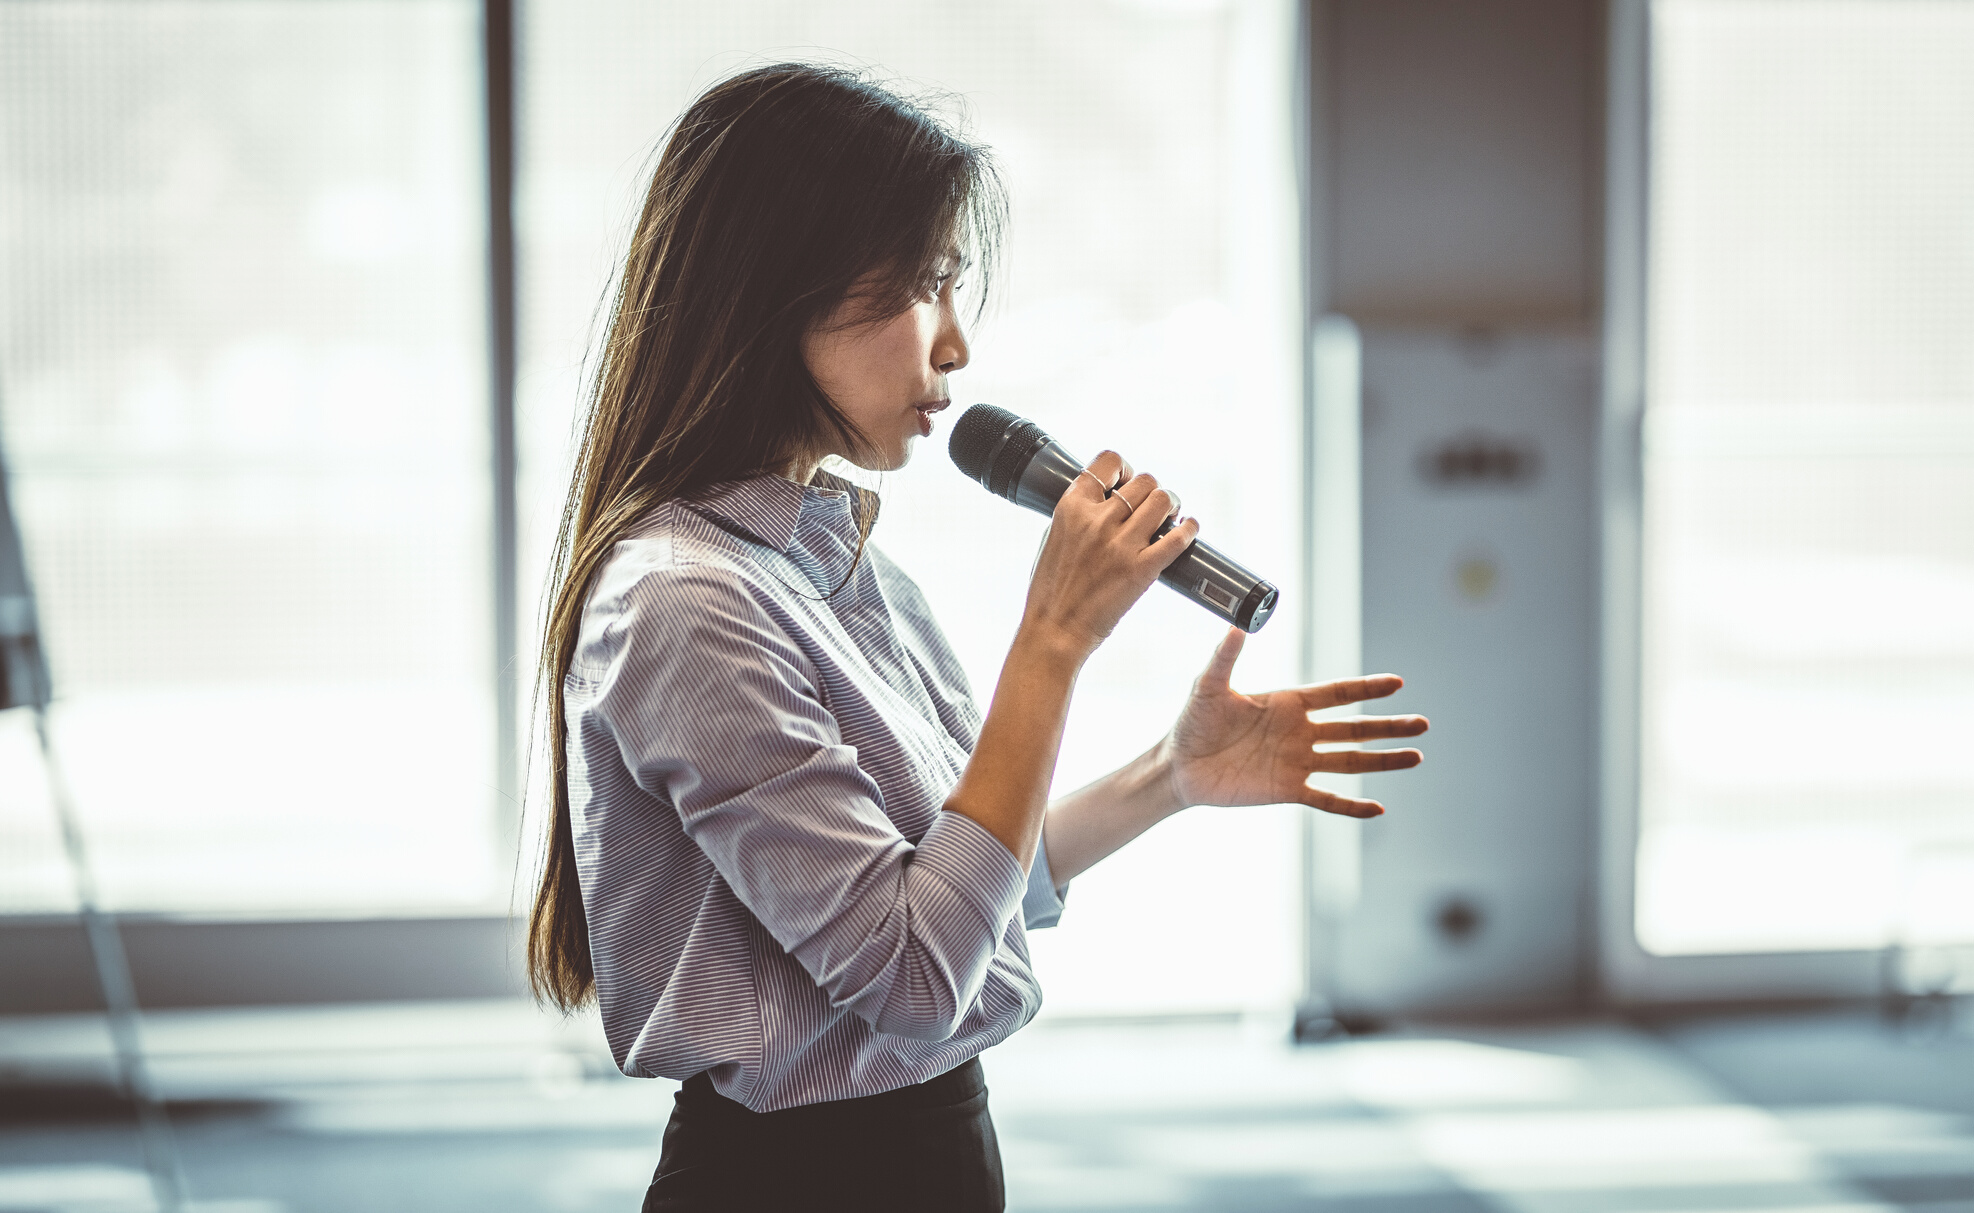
top-left (1021, 836), bottom-right (1069, 930)
top-left (913, 810), bottom-right (1029, 936)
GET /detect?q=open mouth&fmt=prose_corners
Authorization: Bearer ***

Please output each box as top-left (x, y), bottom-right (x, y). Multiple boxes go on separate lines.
top-left (912, 399), bottom-right (950, 435)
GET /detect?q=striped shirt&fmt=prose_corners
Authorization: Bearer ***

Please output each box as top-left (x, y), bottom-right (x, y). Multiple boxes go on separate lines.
top-left (566, 470), bottom-right (1067, 1113)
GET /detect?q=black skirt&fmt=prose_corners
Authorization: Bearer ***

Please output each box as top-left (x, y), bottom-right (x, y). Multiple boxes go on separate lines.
top-left (641, 1057), bottom-right (1003, 1212)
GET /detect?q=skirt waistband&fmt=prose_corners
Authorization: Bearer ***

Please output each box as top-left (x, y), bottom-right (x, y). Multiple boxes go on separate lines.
top-left (679, 1057), bottom-right (985, 1121)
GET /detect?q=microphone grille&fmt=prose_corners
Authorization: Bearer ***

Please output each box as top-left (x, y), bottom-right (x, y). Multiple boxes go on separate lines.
top-left (947, 404), bottom-right (1020, 483)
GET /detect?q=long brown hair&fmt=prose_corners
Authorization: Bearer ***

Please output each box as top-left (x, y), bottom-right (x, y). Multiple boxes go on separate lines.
top-left (527, 63), bottom-right (1004, 1010)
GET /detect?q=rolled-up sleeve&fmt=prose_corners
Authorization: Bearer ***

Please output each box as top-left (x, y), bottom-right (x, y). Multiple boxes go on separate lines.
top-left (1023, 838), bottom-right (1069, 930)
top-left (590, 563), bottom-right (1027, 1043)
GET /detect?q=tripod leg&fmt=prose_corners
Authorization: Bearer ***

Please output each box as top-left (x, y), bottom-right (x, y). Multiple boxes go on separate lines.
top-left (36, 706), bottom-right (189, 1212)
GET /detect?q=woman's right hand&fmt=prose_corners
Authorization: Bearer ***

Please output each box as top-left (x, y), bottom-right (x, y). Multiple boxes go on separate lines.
top-left (1020, 450), bottom-right (1201, 661)
top-left (952, 450), bottom-right (1194, 868)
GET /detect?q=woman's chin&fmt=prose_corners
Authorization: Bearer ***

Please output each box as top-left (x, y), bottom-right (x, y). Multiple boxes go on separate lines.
top-left (837, 443), bottom-right (913, 475)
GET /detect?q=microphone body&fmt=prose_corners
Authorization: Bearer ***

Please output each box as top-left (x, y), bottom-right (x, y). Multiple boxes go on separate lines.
top-left (949, 405), bottom-right (1280, 633)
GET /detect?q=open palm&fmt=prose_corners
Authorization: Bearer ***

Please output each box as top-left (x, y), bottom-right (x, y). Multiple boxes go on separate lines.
top-left (1163, 629), bottom-right (1428, 818)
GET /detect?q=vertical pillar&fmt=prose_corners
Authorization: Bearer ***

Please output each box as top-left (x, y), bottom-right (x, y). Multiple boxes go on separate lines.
top-left (482, 0), bottom-right (521, 847)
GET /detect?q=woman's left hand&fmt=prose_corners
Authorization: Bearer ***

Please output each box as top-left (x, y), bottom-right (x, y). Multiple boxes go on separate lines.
top-left (1161, 629), bottom-right (1428, 818)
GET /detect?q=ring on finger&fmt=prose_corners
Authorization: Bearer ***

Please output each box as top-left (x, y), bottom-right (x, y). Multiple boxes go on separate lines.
top-left (1078, 468), bottom-right (1125, 497)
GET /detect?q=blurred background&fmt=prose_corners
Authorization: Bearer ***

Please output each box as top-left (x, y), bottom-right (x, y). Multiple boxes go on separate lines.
top-left (0, 1), bottom-right (1969, 1210)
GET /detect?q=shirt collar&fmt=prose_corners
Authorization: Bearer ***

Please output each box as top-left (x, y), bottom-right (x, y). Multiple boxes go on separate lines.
top-left (685, 469), bottom-right (879, 553)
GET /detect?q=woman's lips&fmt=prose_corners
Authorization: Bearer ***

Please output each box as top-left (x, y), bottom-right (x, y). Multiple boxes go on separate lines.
top-left (912, 399), bottom-right (950, 436)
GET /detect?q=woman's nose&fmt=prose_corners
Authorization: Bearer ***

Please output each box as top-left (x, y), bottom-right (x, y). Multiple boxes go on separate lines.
top-left (935, 321), bottom-right (969, 374)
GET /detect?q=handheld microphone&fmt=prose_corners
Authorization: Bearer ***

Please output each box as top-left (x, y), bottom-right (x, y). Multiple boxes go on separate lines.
top-left (947, 404), bottom-right (1279, 633)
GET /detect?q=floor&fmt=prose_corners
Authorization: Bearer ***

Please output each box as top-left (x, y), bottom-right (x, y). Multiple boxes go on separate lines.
top-left (0, 1000), bottom-right (1970, 1212)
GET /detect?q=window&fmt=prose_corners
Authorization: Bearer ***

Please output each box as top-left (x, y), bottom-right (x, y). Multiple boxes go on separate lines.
top-left (0, 0), bottom-right (500, 915)
top-left (1638, 0), bottom-right (1974, 956)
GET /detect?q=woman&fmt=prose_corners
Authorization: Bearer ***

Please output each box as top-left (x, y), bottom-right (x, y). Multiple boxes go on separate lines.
top-left (527, 63), bottom-right (1427, 1212)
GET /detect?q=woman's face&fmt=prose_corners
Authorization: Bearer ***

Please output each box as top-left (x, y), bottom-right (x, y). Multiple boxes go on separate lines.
top-left (801, 254), bottom-right (970, 476)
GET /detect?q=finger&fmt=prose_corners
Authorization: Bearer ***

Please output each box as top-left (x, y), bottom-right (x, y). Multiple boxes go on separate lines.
top-left (1122, 478), bottom-right (1182, 519)
top-left (1307, 714), bottom-right (1430, 742)
top-left (1145, 515), bottom-right (1200, 569)
top-left (1197, 627), bottom-right (1244, 694)
top-left (1076, 451), bottom-right (1127, 502)
top-left (1298, 673), bottom-right (1405, 712)
top-left (1309, 747), bottom-right (1424, 775)
top-left (1297, 784), bottom-right (1386, 819)
top-left (1124, 487), bottom-right (1180, 542)
top-left (1113, 472), bottom-right (1160, 510)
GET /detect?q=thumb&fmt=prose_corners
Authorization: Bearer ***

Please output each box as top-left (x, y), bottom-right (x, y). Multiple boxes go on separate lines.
top-left (1198, 627), bottom-right (1245, 694)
